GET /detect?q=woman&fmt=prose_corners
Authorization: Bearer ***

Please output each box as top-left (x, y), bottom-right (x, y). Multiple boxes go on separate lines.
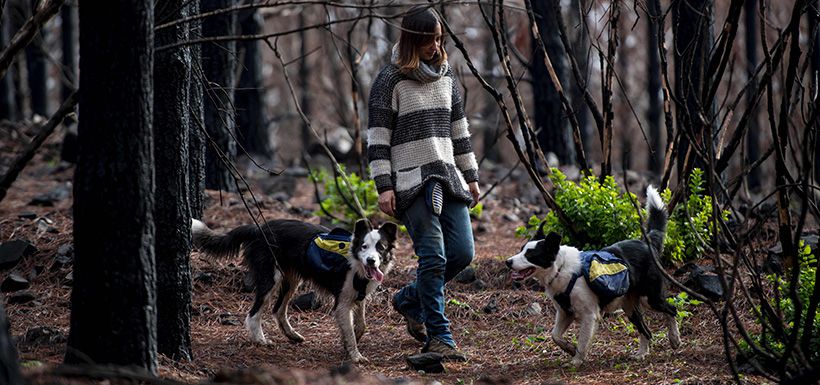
top-left (367, 5), bottom-right (480, 361)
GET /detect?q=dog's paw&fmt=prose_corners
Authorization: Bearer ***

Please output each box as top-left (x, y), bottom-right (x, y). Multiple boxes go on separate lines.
top-left (250, 335), bottom-right (270, 345)
top-left (349, 353), bottom-right (368, 364)
top-left (631, 351), bottom-right (648, 361)
top-left (569, 357), bottom-right (584, 368)
top-left (669, 336), bottom-right (681, 349)
top-left (286, 333), bottom-right (305, 343)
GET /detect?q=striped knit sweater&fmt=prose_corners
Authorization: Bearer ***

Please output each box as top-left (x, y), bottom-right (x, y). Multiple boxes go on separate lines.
top-left (367, 63), bottom-right (479, 217)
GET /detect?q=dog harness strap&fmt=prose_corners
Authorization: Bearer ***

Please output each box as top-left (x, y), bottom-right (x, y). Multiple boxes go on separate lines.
top-left (554, 272), bottom-right (581, 314)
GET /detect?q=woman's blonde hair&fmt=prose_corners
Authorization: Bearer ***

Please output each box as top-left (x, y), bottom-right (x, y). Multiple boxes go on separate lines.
top-left (396, 6), bottom-right (447, 71)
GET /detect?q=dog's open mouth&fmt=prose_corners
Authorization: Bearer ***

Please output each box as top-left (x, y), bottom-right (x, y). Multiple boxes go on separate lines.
top-left (364, 266), bottom-right (384, 282)
top-left (510, 267), bottom-right (535, 281)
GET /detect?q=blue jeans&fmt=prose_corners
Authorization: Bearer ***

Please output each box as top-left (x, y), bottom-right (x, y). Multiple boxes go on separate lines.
top-left (393, 187), bottom-right (474, 348)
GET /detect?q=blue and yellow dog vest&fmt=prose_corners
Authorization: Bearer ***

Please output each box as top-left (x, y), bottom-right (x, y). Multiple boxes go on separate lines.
top-left (306, 229), bottom-right (353, 275)
top-left (305, 228), bottom-right (370, 301)
top-left (553, 251), bottom-right (631, 313)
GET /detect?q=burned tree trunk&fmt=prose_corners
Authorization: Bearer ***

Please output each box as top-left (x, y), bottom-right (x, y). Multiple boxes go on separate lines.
top-left (67, 0), bottom-right (157, 372)
top-left (202, 0), bottom-right (237, 192)
top-left (672, 0), bottom-right (715, 178)
top-left (25, 0), bottom-right (48, 117)
top-left (236, 8), bottom-right (272, 158)
top-left (0, 7), bottom-right (16, 121)
top-left (188, 0), bottom-right (205, 219)
top-left (646, 0), bottom-right (664, 176)
top-left (531, 0), bottom-right (574, 165)
top-left (154, 0), bottom-right (193, 362)
top-left (0, 302), bottom-right (22, 385)
top-left (61, 0), bottom-right (77, 101)
top-left (744, 0), bottom-right (762, 191)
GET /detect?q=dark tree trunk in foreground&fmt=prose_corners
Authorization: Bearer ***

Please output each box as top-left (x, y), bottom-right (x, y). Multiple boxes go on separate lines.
top-left (154, 0), bottom-right (193, 362)
top-left (531, 0), bottom-right (574, 165)
top-left (299, 12), bottom-right (311, 152)
top-left (569, 0), bottom-right (592, 157)
top-left (672, 0), bottom-right (715, 178)
top-left (67, 0), bottom-right (157, 372)
top-left (0, 302), bottom-right (22, 385)
top-left (188, 0), bottom-right (205, 219)
top-left (61, 1), bottom-right (77, 102)
top-left (812, 0), bottom-right (820, 187)
top-left (25, 0), bottom-right (48, 117)
top-left (202, 0), bottom-right (237, 192)
top-left (744, 0), bottom-right (762, 191)
top-left (0, 7), bottom-right (16, 121)
top-left (236, 8), bottom-right (272, 158)
top-left (646, 0), bottom-right (664, 176)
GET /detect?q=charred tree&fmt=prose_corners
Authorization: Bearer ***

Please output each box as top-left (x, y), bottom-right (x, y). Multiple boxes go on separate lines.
top-left (0, 302), bottom-right (22, 385)
top-left (25, 0), bottom-right (48, 117)
top-left (744, 0), bottom-right (762, 191)
top-left (188, 0), bottom-right (205, 219)
top-left (531, 0), bottom-right (574, 165)
top-left (672, 0), bottom-right (715, 178)
top-left (299, 12), bottom-right (312, 153)
top-left (236, 7), bottom-right (272, 158)
top-left (646, 0), bottom-right (664, 176)
top-left (202, 0), bottom-right (237, 192)
top-left (0, 7), bottom-right (16, 121)
top-left (568, 0), bottom-right (592, 157)
top-left (812, 0), bottom-right (820, 186)
top-left (67, 0), bottom-right (157, 372)
top-left (61, 0), bottom-right (76, 101)
top-left (154, 0), bottom-right (193, 362)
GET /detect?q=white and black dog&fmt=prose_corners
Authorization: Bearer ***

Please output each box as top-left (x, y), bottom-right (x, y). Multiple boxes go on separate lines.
top-left (505, 186), bottom-right (681, 367)
top-left (191, 218), bottom-right (398, 363)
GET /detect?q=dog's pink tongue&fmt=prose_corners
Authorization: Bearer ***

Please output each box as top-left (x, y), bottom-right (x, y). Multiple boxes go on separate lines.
top-left (369, 266), bottom-right (384, 282)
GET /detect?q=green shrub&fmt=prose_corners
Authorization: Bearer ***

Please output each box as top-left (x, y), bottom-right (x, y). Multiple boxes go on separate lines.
top-left (752, 242), bottom-right (819, 366)
top-left (515, 168), bottom-right (726, 264)
top-left (309, 167), bottom-right (380, 225)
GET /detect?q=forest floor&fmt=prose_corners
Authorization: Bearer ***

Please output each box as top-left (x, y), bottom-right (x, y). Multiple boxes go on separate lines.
top-left (0, 133), bottom-right (773, 385)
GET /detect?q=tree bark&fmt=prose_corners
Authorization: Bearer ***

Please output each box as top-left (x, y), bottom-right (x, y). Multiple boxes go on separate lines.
top-left (0, 5), bottom-right (16, 121)
top-left (202, 0), bottom-right (237, 192)
top-left (25, 0), bottom-right (48, 117)
top-left (647, 0), bottom-right (664, 176)
top-left (672, 0), bottom-right (715, 178)
top-left (67, 0), bottom-right (157, 372)
top-left (531, 0), bottom-right (574, 165)
top-left (299, 12), bottom-right (311, 153)
top-left (568, 0), bottom-right (592, 157)
top-left (0, 302), bottom-right (23, 385)
top-left (154, 0), bottom-right (193, 362)
top-left (743, 0), bottom-right (762, 191)
top-left (188, 0), bottom-right (205, 219)
top-left (811, 0), bottom-right (820, 186)
top-left (61, 0), bottom-right (76, 102)
top-left (236, 7), bottom-right (272, 158)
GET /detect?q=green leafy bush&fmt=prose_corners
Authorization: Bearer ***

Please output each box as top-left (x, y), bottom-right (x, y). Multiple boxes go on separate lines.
top-left (515, 168), bottom-right (726, 263)
top-left (752, 242), bottom-right (819, 366)
top-left (309, 167), bottom-right (380, 225)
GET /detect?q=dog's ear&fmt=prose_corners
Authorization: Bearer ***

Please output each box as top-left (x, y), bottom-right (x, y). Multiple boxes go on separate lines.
top-left (354, 219), bottom-right (371, 240)
top-left (544, 232), bottom-right (562, 255)
top-left (378, 222), bottom-right (399, 245)
top-left (532, 220), bottom-right (547, 241)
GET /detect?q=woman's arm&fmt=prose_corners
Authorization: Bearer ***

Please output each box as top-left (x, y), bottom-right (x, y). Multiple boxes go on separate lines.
top-left (450, 76), bottom-right (479, 184)
top-left (368, 69), bottom-right (398, 215)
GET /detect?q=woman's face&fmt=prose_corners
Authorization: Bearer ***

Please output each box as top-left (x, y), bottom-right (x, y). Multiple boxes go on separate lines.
top-left (419, 23), bottom-right (442, 62)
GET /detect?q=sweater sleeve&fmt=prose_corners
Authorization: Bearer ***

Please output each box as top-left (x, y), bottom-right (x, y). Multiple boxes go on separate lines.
top-left (450, 76), bottom-right (479, 183)
top-left (367, 68), bottom-right (397, 193)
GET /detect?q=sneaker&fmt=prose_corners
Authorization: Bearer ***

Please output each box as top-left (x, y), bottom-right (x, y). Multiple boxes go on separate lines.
top-left (422, 338), bottom-right (468, 362)
top-left (392, 295), bottom-right (427, 343)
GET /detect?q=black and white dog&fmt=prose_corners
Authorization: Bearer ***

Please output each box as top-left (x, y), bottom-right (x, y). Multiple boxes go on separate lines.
top-left (191, 218), bottom-right (398, 363)
top-left (505, 186), bottom-right (681, 367)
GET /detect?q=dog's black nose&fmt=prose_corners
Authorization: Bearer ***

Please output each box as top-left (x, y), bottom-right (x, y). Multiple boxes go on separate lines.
top-left (366, 258), bottom-right (376, 266)
top-left (505, 259), bottom-right (513, 268)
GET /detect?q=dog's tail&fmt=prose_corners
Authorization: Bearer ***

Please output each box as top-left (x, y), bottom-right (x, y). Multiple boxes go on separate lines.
top-left (645, 185), bottom-right (668, 256)
top-left (191, 219), bottom-right (260, 259)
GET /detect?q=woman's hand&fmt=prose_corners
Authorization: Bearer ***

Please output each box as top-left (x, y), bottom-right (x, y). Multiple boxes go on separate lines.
top-left (468, 181), bottom-right (480, 208)
top-left (378, 190), bottom-right (396, 217)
